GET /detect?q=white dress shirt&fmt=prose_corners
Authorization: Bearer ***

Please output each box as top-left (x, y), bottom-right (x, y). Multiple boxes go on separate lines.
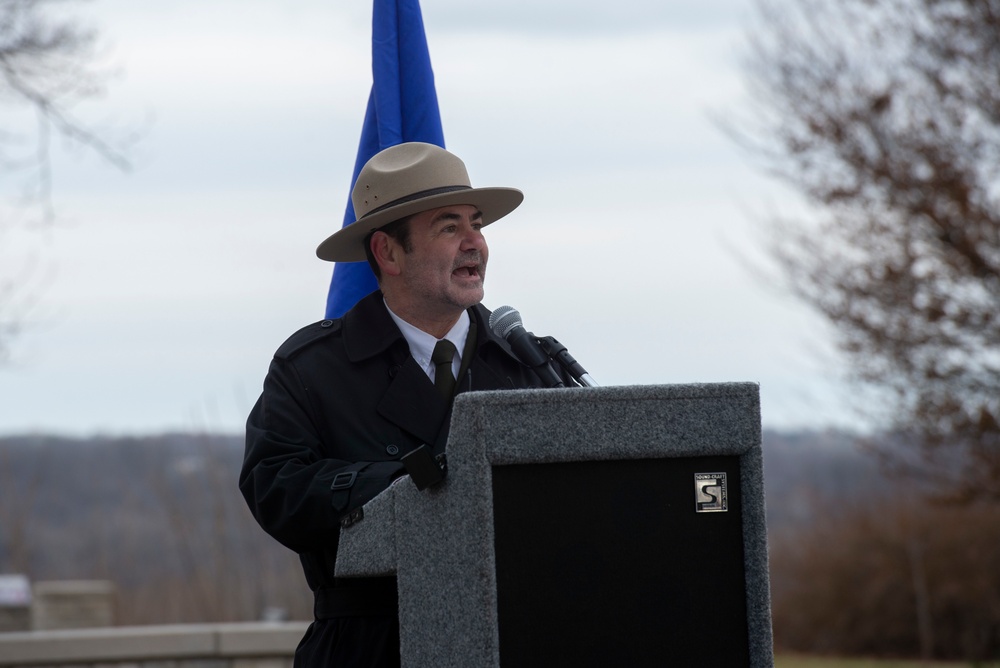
top-left (385, 301), bottom-right (470, 384)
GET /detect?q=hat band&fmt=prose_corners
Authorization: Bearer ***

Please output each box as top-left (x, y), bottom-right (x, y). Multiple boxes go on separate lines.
top-left (359, 185), bottom-right (472, 220)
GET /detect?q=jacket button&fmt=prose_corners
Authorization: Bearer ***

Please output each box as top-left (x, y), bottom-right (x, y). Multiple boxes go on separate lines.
top-left (388, 365), bottom-right (400, 378)
top-left (320, 320), bottom-right (334, 328)
top-left (386, 444), bottom-right (400, 456)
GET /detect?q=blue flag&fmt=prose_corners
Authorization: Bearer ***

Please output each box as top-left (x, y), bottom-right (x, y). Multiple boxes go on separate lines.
top-left (324, 0), bottom-right (445, 318)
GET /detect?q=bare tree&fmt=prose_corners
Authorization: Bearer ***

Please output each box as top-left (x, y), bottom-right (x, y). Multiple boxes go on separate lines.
top-left (0, 0), bottom-right (131, 361)
top-left (732, 0), bottom-right (1000, 501)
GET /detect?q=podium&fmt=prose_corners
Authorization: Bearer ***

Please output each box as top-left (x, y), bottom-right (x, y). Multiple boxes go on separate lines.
top-left (336, 383), bottom-right (773, 667)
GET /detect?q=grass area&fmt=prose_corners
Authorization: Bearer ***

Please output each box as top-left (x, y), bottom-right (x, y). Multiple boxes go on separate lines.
top-left (776, 656), bottom-right (1000, 668)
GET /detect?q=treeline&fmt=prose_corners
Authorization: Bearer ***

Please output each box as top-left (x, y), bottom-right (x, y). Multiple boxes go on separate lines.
top-left (0, 433), bottom-right (311, 624)
top-left (765, 431), bottom-right (1000, 662)
top-left (1, 430), bottom-right (998, 660)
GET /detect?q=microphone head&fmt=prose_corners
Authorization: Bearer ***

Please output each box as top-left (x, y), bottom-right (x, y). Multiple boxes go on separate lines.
top-left (489, 305), bottom-right (522, 339)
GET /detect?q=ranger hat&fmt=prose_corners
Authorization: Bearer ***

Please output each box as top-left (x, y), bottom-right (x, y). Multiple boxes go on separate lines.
top-left (316, 142), bottom-right (523, 262)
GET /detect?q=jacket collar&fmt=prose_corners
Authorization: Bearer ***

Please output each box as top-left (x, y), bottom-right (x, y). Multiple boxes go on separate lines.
top-left (342, 290), bottom-right (522, 368)
top-left (342, 291), bottom-right (408, 363)
top-left (339, 291), bottom-right (526, 448)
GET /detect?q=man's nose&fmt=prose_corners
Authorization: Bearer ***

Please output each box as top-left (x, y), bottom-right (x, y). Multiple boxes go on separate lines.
top-left (460, 226), bottom-right (486, 250)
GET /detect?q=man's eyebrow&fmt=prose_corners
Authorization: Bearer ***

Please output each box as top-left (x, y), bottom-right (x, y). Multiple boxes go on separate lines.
top-left (433, 209), bottom-right (484, 223)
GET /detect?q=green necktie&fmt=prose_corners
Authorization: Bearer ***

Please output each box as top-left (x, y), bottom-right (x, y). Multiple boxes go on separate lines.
top-left (431, 339), bottom-right (458, 399)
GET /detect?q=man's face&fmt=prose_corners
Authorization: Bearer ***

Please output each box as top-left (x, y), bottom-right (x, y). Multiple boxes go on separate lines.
top-left (394, 204), bottom-right (489, 320)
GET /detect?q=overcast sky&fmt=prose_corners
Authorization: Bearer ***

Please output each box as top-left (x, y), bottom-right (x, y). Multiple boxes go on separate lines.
top-left (0, 0), bottom-right (861, 436)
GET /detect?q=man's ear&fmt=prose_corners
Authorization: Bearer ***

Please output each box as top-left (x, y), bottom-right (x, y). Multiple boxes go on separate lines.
top-left (370, 230), bottom-right (403, 277)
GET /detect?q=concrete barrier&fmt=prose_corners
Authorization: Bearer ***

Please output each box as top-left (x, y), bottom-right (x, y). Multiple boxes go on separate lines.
top-left (0, 575), bottom-right (31, 634)
top-left (0, 621), bottom-right (309, 667)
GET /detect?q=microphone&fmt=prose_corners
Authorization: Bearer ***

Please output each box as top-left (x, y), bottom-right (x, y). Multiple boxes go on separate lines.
top-left (488, 305), bottom-right (565, 388)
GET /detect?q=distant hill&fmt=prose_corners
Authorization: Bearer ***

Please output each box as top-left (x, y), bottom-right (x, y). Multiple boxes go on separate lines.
top-left (0, 428), bottom-right (876, 623)
top-left (0, 429), bottom-right (878, 547)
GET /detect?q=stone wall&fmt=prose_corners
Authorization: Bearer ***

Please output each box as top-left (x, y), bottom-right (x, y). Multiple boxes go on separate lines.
top-left (0, 579), bottom-right (116, 634)
top-left (0, 621), bottom-right (308, 668)
top-left (30, 581), bottom-right (116, 631)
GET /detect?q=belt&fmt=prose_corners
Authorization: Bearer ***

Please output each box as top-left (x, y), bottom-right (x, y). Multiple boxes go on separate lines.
top-left (314, 577), bottom-right (399, 619)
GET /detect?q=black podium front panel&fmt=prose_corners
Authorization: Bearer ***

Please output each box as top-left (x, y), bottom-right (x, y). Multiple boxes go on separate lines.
top-left (491, 456), bottom-right (749, 667)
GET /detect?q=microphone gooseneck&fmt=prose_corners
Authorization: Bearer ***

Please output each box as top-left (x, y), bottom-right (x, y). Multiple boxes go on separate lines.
top-left (538, 335), bottom-right (599, 387)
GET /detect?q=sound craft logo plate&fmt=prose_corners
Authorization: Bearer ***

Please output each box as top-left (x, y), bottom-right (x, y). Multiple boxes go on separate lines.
top-left (694, 472), bottom-right (728, 512)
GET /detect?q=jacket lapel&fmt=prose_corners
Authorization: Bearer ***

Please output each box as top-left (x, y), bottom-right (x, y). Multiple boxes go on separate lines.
top-left (378, 359), bottom-right (449, 447)
top-left (342, 291), bottom-right (450, 447)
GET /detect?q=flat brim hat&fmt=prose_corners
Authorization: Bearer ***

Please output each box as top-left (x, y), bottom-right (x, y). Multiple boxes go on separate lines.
top-left (316, 142), bottom-right (523, 262)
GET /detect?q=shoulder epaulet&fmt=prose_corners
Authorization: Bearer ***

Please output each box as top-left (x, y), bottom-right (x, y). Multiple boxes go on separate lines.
top-left (274, 318), bottom-right (343, 360)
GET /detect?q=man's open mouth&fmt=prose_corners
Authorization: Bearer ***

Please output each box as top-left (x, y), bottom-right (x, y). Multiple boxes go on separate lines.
top-left (453, 264), bottom-right (480, 278)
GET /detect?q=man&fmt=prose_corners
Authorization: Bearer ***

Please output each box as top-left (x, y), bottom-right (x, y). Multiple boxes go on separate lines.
top-left (239, 142), bottom-right (562, 667)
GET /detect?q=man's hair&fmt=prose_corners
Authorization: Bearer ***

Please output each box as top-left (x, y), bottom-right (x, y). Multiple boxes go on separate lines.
top-left (365, 215), bottom-right (414, 280)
